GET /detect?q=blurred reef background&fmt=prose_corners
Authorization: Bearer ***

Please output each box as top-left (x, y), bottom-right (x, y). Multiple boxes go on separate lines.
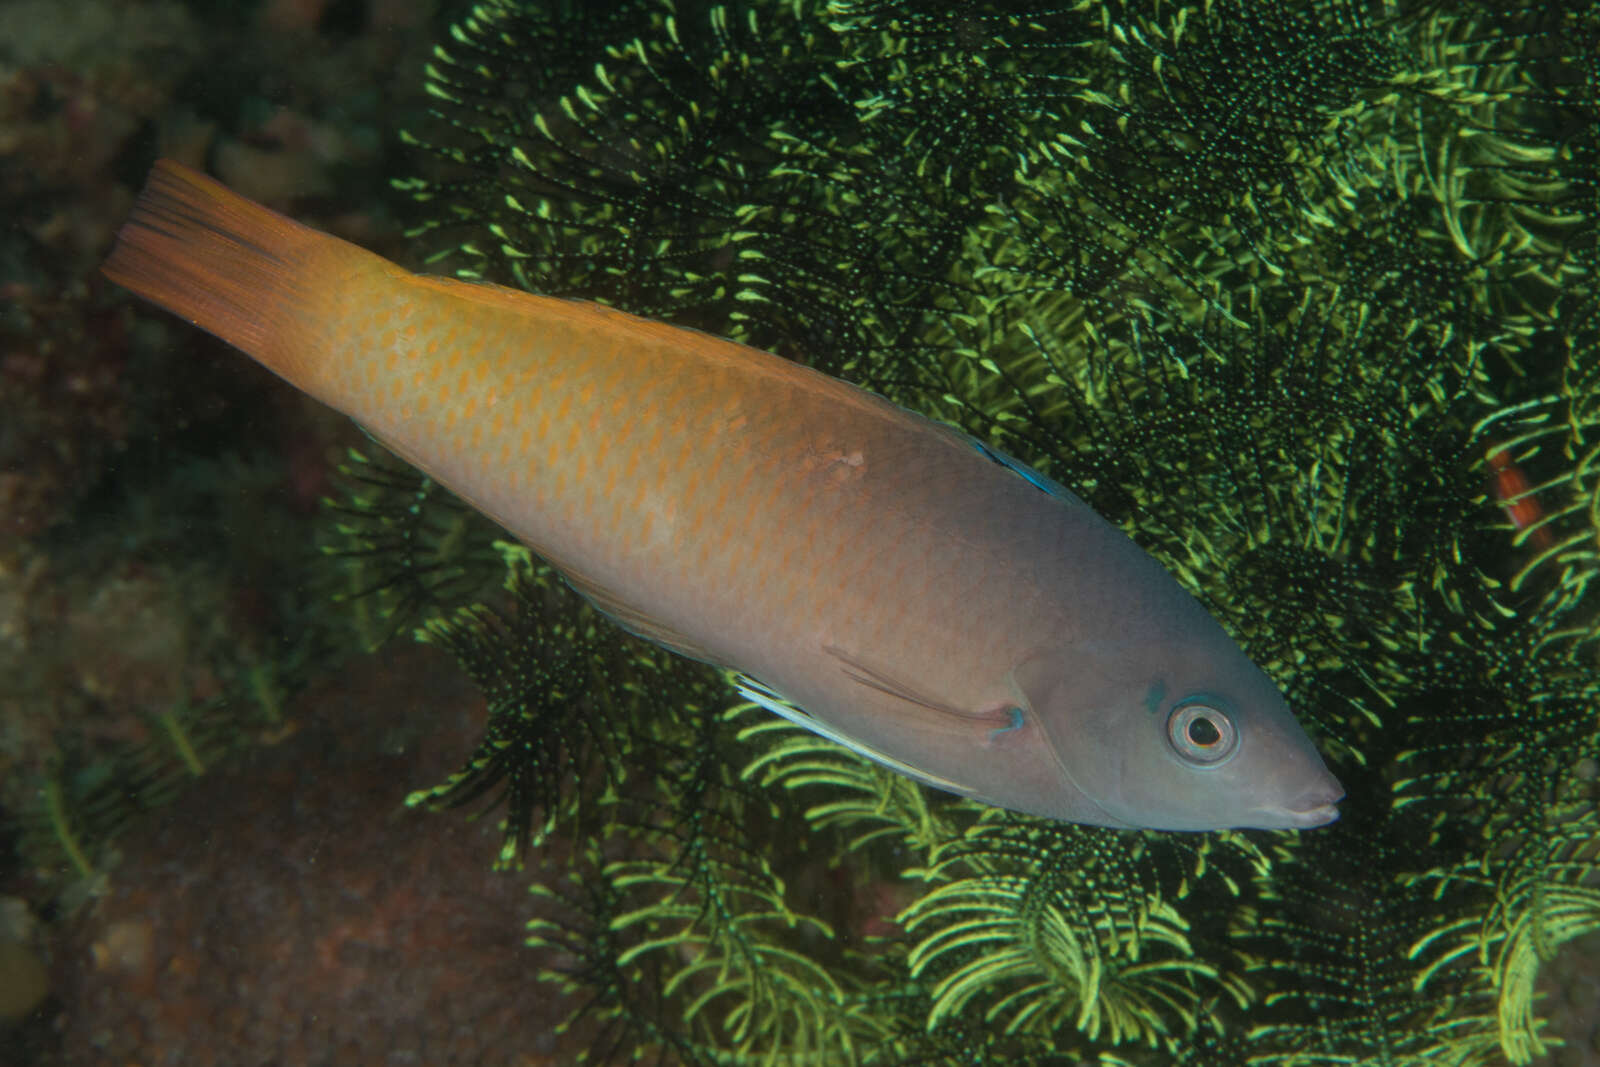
top-left (1, 0), bottom-right (1598, 1064)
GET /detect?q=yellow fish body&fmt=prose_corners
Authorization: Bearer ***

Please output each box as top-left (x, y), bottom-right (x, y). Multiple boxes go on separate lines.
top-left (103, 160), bottom-right (1342, 830)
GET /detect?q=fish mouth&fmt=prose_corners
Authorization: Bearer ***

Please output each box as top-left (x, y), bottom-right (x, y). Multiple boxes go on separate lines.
top-left (1270, 777), bottom-right (1345, 829)
top-left (1282, 802), bottom-right (1341, 828)
top-left (1276, 771), bottom-right (1346, 829)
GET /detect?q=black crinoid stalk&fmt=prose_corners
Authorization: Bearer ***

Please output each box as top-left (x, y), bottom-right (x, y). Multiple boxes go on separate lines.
top-left (371, 0), bottom-right (1599, 1062)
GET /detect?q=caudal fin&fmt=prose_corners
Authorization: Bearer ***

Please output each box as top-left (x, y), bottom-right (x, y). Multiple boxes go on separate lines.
top-left (102, 159), bottom-right (376, 389)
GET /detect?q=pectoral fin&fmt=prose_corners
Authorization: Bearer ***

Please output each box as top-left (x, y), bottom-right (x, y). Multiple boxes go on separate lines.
top-left (823, 643), bottom-right (1021, 731)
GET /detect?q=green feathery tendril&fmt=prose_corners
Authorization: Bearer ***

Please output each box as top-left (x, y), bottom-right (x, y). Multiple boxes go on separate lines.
top-left (404, 544), bottom-right (630, 865)
top-left (378, 0), bottom-right (1599, 1062)
top-left (1237, 827), bottom-right (1482, 1066)
top-left (320, 448), bottom-right (507, 645)
top-left (896, 824), bottom-right (1260, 1045)
top-left (515, 686), bottom-right (859, 1061)
top-left (22, 699), bottom-right (238, 883)
top-left (732, 700), bottom-right (971, 856)
top-left (525, 841), bottom-right (715, 1065)
top-left (19, 567), bottom-right (325, 898)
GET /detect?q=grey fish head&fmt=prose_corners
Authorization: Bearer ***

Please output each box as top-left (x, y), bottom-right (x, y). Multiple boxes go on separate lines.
top-left (1015, 630), bottom-right (1344, 832)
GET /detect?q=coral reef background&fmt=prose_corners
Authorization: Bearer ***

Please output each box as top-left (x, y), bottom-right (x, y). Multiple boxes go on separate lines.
top-left (50, 645), bottom-right (585, 1065)
top-left (0, 0), bottom-right (455, 1060)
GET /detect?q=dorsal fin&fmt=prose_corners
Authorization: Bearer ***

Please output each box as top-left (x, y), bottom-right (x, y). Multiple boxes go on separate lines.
top-left (966, 435), bottom-right (1089, 506)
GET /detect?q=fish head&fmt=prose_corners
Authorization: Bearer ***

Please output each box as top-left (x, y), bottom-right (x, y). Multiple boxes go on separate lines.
top-left (1013, 635), bottom-right (1343, 832)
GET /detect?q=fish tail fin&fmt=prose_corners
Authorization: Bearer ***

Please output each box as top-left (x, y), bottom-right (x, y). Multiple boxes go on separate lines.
top-left (101, 159), bottom-right (386, 393)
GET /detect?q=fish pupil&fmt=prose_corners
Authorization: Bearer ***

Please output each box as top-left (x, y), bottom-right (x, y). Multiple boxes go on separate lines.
top-left (1187, 717), bottom-right (1222, 747)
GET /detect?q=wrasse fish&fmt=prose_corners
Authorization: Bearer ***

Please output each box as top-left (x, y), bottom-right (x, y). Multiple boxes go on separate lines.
top-left (103, 160), bottom-right (1342, 831)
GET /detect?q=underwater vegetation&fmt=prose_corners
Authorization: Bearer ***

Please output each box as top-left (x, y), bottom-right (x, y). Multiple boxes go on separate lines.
top-left (375, 0), bottom-right (1600, 1062)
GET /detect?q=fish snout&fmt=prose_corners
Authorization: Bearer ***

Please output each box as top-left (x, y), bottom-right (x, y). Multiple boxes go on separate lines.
top-left (1278, 776), bottom-right (1345, 828)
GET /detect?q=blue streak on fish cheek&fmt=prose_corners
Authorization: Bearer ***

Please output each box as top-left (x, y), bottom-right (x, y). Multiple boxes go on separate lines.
top-left (986, 705), bottom-right (1025, 743)
top-left (1143, 679), bottom-right (1167, 717)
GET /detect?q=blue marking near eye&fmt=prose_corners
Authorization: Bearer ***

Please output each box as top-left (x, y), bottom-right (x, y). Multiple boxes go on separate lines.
top-left (988, 705), bottom-right (1025, 741)
top-left (1144, 680), bottom-right (1167, 716)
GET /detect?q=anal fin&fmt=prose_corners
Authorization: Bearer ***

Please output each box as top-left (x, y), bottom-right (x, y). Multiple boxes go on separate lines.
top-left (560, 565), bottom-right (718, 664)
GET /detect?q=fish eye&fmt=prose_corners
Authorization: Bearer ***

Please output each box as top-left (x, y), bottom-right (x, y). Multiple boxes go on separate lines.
top-left (1166, 699), bottom-right (1238, 766)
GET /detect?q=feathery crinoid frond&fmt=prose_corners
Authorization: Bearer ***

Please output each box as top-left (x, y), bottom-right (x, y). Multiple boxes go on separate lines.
top-left (897, 821), bottom-right (1262, 1046)
top-left (1395, 388), bottom-right (1600, 1065)
top-left (319, 447), bottom-right (507, 645)
top-left (509, 660), bottom-right (861, 1062)
top-left (396, 0), bottom-right (871, 369)
top-left (403, 544), bottom-right (636, 866)
top-left (382, 0), bottom-right (1599, 1063)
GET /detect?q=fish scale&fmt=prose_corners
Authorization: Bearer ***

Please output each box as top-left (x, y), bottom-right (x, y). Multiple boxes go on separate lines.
top-left (102, 159), bottom-right (1343, 831)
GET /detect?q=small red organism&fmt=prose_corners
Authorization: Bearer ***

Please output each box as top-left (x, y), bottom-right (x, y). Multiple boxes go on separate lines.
top-left (1486, 442), bottom-right (1554, 552)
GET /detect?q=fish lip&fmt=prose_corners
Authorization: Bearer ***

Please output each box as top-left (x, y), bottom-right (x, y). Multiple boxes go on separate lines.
top-left (1282, 802), bottom-right (1341, 828)
top-left (1277, 773), bottom-right (1345, 829)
